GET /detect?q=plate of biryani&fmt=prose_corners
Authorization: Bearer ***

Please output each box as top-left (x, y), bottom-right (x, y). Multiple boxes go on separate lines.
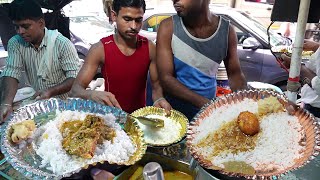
top-left (1, 98), bottom-right (147, 179)
top-left (271, 46), bottom-right (314, 59)
top-left (131, 106), bottom-right (188, 147)
top-left (187, 90), bottom-right (320, 179)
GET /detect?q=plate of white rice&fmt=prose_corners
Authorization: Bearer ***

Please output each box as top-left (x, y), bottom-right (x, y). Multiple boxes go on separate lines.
top-left (1, 98), bottom-right (147, 179)
top-left (187, 90), bottom-right (320, 179)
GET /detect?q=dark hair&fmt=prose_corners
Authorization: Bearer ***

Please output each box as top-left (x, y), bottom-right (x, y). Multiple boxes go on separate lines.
top-left (8, 0), bottom-right (43, 21)
top-left (112, 0), bottom-right (146, 14)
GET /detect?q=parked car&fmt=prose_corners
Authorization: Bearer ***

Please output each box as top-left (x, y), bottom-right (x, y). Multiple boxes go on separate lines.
top-left (69, 15), bottom-right (114, 59)
top-left (140, 5), bottom-right (291, 90)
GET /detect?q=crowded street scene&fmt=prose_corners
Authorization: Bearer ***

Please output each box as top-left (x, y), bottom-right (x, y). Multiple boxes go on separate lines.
top-left (0, 0), bottom-right (319, 179)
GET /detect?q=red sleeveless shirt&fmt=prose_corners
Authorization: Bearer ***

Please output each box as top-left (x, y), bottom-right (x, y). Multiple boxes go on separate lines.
top-left (100, 35), bottom-right (150, 113)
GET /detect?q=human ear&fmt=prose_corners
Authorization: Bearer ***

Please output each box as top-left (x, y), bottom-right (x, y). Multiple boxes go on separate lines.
top-left (111, 10), bottom-right (117, 22)
top-left (38, 18), bottom-right (45, 28)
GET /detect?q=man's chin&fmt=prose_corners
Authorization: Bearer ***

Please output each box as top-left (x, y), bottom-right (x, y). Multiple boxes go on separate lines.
top-left (21, 37), bottom-right (31, 42)
top-left (177, 12), bottom-right (185, 17)
top-left (125, 34), bottom-right (138, 40)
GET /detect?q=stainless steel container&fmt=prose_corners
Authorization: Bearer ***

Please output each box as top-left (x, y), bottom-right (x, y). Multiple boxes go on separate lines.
top-left (115, 153), bottom-right (196, 179)
top-left (190, 158), bottom-right (219, 180)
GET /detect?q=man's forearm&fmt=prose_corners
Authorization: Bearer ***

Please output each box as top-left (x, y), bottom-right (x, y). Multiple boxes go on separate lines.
top-left (0, 77), bottom-right (18, 105)
top-left (69, 83), bottom-right (94, 100)
top-left (151, 81), bottom-right (164, 102)
top-left (300, 66), bottom-right (316, 86)
top-left (311, 43), bottom-right (320, 52)
top-left (47, 78), bottom-right (75, 97)
top-left (301, 66), bottom-right (316, 80)
top-left (161, 76), bottom-right (209, 108)
top-left (228, 73), bottom-right (248, 92)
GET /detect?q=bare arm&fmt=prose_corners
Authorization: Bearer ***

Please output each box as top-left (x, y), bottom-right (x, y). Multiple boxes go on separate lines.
top-left (156, 18), bottom-right (209, 108)
top-left (149, 41), bottom-right (164, 101)
top-left (148, 41), bottom-right (171, 112)
top-left (0, 77), bottom-right (18, 105)
top-left (34, 78), bottom-right (75, 99)
top-left (223, 25), bottom-right (247, 91)
top-left (0, 77), bottom-right (18, 123)
top-left (70, 42), bottom-right (103, 99)
top-left (70, 42), bottom-right (121, 108)
top-left (303, 40), bottom-right (320, 52)
top-left (0, 38), bottom-right (22, 123)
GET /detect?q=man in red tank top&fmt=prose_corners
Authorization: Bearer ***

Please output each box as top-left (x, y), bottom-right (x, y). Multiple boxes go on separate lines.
top-left (70, 0), bottom-right (171, 114)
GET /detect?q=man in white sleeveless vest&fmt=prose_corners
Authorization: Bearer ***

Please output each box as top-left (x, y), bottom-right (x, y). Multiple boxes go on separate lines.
top-left (156, 0), bottom-right (247, 120)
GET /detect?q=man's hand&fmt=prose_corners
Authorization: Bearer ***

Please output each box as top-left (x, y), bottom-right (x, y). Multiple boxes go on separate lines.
top-left (90, 91), bottom-right (121, 109)
top-left (0, 105), bottom-right (12, 124)
top-left (286, 101), bottom-right (299, 115)
top-left (153, 98), bottom-right (172, 115)
top-left (91, 168), bottom-right (114, 180)
top-left (280, 54), bottom-right (291, 69)
top-left (32, 89), bottom-right (52, 100)
top-left (303, 39), bottom-right (320, 52)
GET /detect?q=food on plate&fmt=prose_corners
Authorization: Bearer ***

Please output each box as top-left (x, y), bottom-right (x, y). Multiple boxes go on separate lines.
top-left (237, 111), bottom-right (260, 136)
top-left (129, 166), bottom-right (193, 180)
top-left (282, 50), bottom-right (313, 59)
top-left (258, 96), bottom-right (284, 116)
top-left (35, 111), bottom-right (137, 175)
top-left (279, 48), bottom-right (289, 53)
top-left (223, 161), bottom-right (255, 175)
top-left (272, 46), bottom-right (314, 59)
top-left (136, 114), bottom-right (182, 145)
top-left (197, 117), bottom-right (258, 157)
top-left (61, 115), bottom-right (116, 158)
top-left (191, 98), bottom-right (305, 173)
top-left (10, 120), bottom-right (36, 143)
top-left (302, 50), bottom-right (314, 57)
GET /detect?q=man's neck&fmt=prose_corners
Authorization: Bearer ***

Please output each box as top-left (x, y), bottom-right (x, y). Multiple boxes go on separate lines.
top-left (31, 29), bottom-right (45, 49)
top-left (182, 8), bottom-right (213, 29)
top-left (114, 33), bottom-right (137, 49)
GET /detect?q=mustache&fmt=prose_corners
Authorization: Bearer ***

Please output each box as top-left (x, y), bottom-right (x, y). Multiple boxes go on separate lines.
top-left (126, 30), bottom-right (138, 34)
top-left (173, 2), bottom-right (182, 7)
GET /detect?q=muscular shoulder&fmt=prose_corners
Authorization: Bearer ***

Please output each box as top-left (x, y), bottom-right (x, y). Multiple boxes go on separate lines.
top-left (91, 41), bottom-right (104, 52)
top-left (157, 16), bottom-right (173, 41)
top-left (148, 40), bottom-right (156, 60)
top-left (159, 16), bottom-right (173, 29)
top-left (87, 41), bottom-right (105, 63)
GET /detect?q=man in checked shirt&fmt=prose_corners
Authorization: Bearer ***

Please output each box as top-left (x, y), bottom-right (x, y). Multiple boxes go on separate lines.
top-left (0, 0), bottom-right (79, 124)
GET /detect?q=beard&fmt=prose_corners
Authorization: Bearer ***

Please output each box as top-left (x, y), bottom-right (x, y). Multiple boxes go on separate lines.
top-left (118, 30), bottom-right (137, 41)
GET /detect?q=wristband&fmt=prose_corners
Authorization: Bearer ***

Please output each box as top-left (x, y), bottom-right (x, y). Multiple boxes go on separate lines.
top-left (153, 97), bottom-right (165, 106)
